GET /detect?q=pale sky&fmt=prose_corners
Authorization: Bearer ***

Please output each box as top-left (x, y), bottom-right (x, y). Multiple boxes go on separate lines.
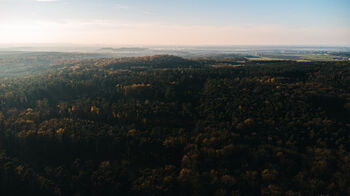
top-left (0, 0), bottom-right (349, 46)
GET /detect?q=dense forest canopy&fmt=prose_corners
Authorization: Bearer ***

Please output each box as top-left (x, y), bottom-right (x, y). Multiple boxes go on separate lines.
top-left (0, 53), bottom-right (349, 195)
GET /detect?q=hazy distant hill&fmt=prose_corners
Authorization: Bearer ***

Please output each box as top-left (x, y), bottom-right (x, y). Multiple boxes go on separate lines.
top-left (0, 52), bottom-right (109, 78)
top-left (99, 47), bottom-right (151, 52)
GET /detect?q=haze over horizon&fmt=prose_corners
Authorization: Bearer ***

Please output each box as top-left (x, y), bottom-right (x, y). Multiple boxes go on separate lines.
top-left (0, 0), bottom-right (349, 46)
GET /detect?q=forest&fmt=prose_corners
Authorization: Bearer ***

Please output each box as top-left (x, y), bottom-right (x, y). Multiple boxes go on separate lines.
top-left (0, 53), bottom-right (349, 195)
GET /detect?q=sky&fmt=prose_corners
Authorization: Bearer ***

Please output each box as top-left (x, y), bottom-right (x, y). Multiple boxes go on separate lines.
top-left (0, 0), bottom-right (349, 46)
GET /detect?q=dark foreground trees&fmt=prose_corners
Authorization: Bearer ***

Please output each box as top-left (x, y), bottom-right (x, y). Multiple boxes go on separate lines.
top-left (0, 57), bottom-right (349, 195)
